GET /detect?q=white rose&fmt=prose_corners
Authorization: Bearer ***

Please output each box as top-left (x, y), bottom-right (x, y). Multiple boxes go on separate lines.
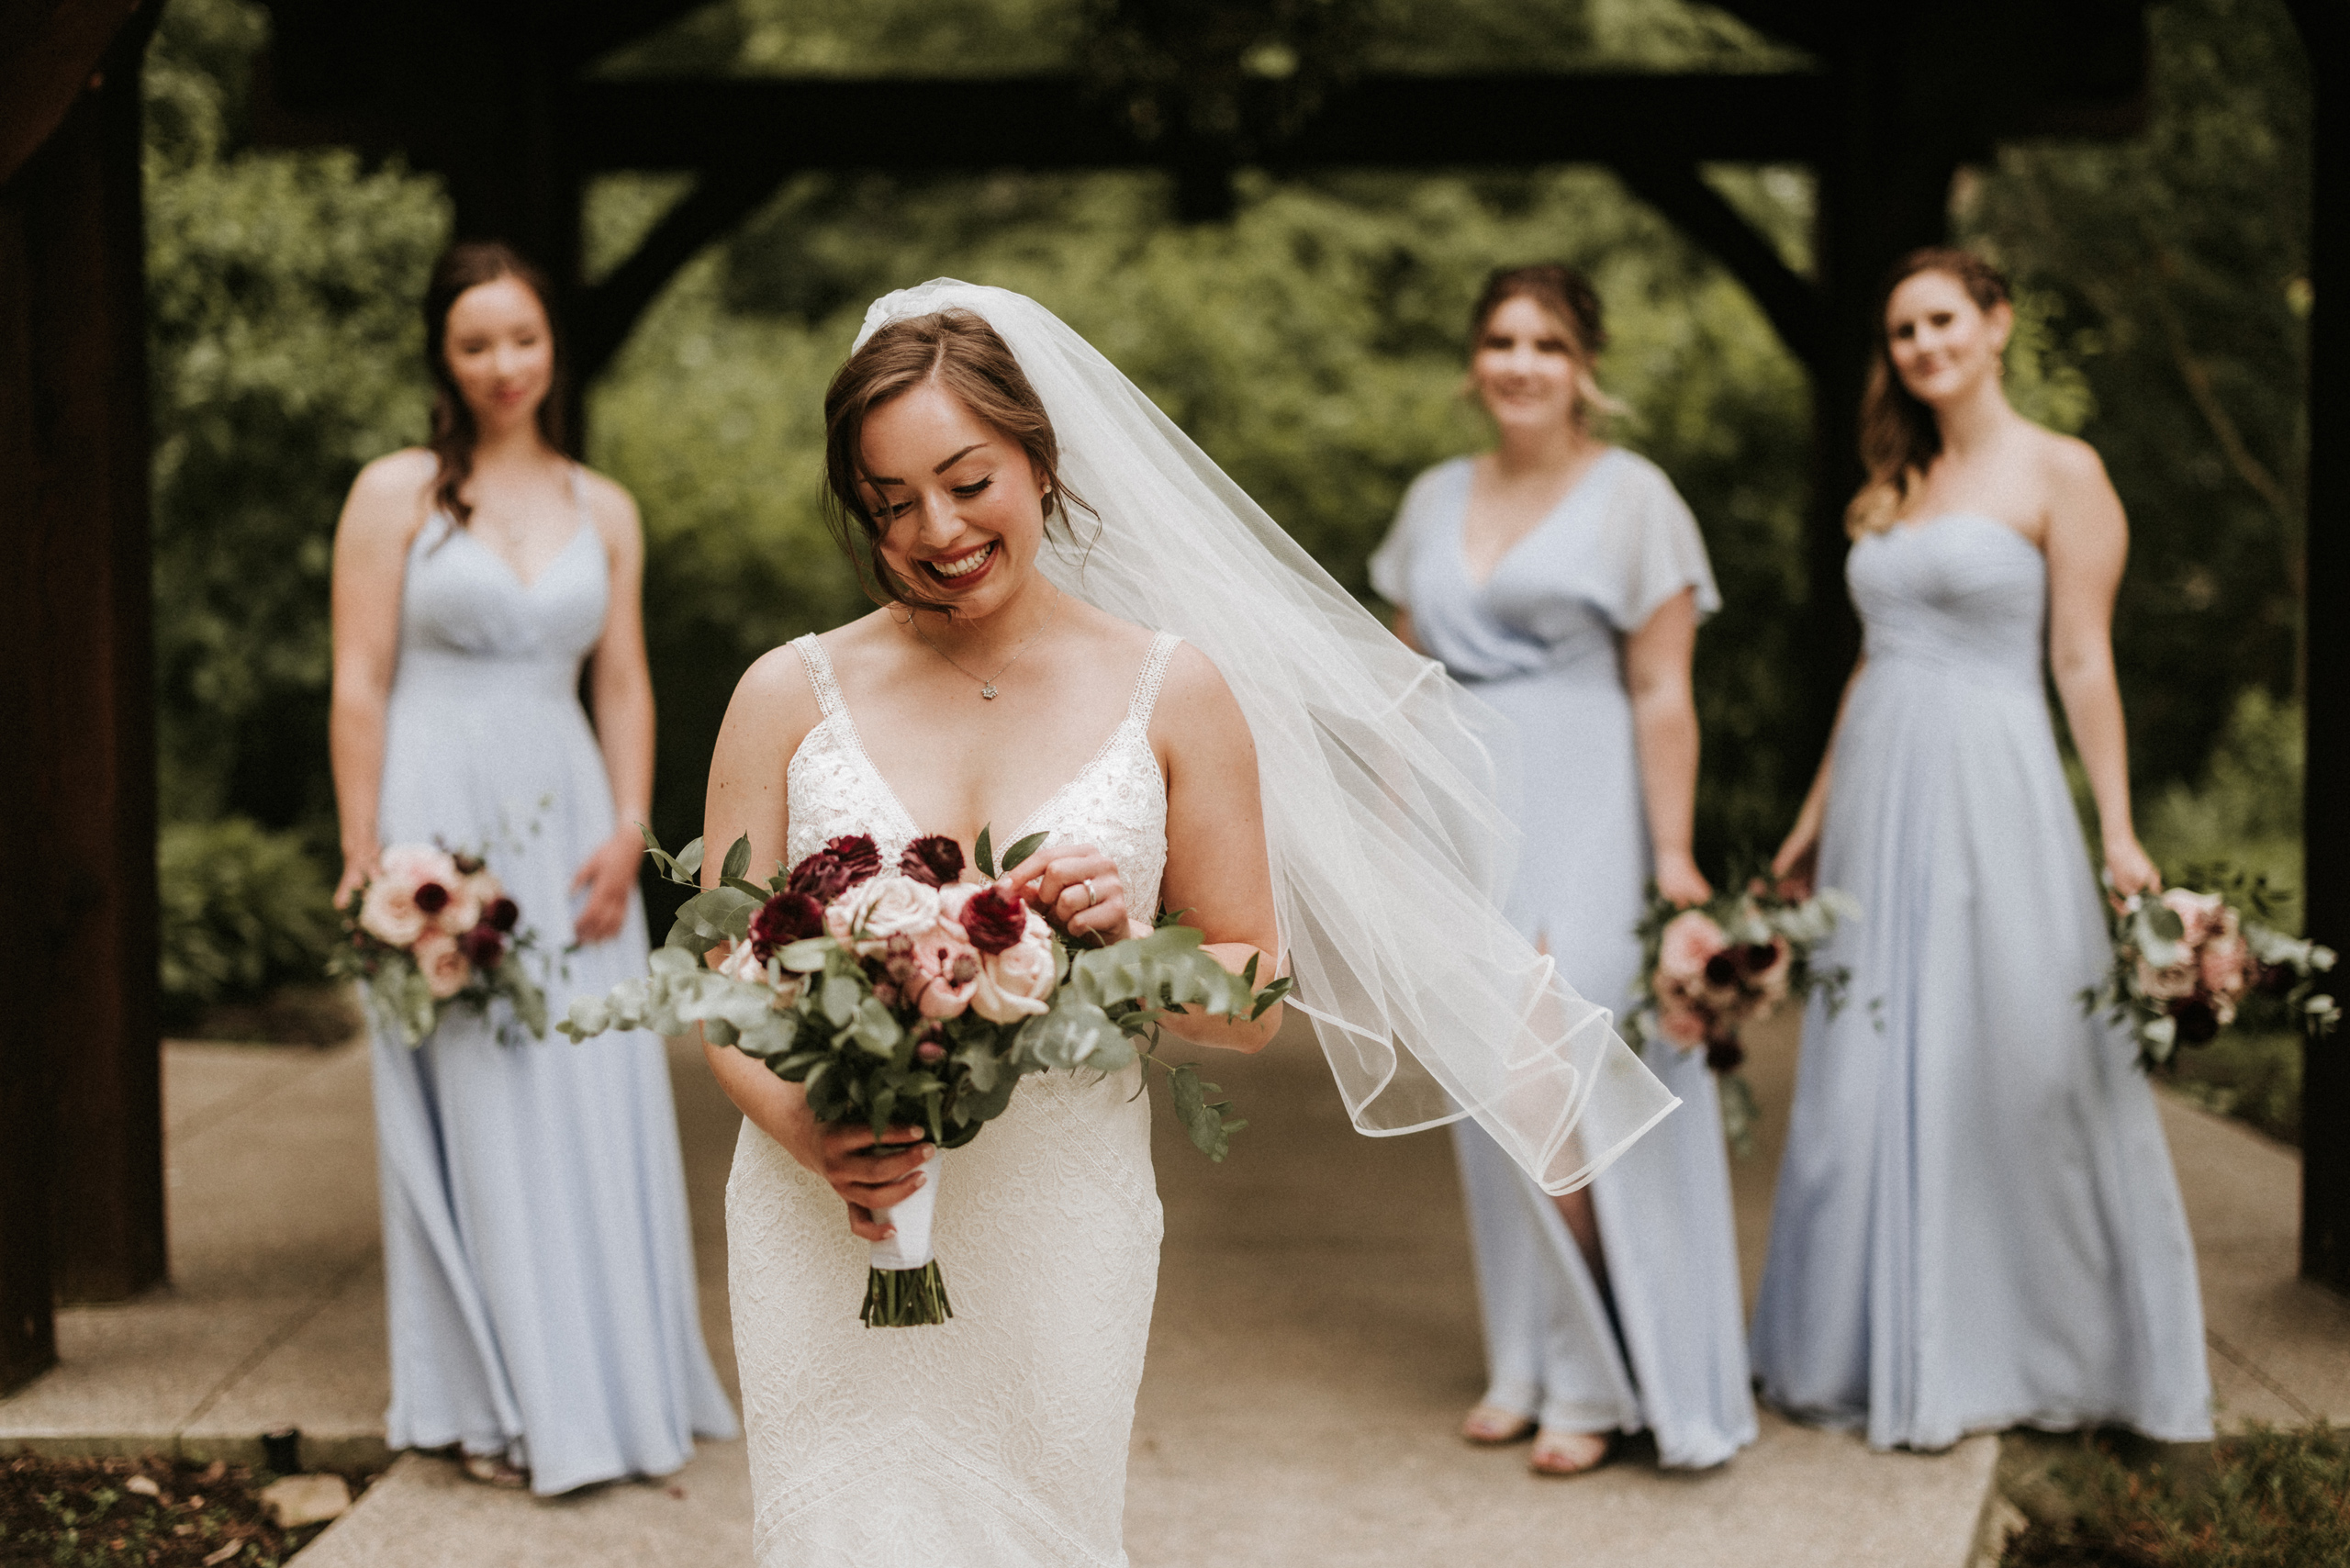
top-left (841, 874), bottom-right (942, 942)
top-left (971, 934), bottom-right (1058, 1024)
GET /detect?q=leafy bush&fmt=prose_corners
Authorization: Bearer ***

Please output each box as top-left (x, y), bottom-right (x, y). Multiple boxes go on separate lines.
top-left (2002, 1423), bottom-right (2350, 1568)
top-left (158, 817), bottom-right (339, 1026)
top-left (2141, 688), bottom-right (2305, 919)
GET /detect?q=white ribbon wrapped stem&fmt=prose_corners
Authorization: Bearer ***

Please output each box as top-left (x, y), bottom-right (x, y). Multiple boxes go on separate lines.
top-left (867, 1147), bottom-right (942, 1271)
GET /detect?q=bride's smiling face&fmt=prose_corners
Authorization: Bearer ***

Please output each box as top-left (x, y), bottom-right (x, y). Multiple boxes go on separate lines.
top-left (860, 379), bottom-right (1050, 616)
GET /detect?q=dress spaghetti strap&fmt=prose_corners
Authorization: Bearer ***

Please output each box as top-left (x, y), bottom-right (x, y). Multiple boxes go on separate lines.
top-left (791, 633), bottom-right (846, 720)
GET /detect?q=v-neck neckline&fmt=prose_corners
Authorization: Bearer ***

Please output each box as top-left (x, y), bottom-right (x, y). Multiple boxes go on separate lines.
top-left (1456, 447), bottom-right (1617, 592)
top-left (458, 516), bottom-right (591, 593)
top-left (805, 653), bottom-right (1151, 851)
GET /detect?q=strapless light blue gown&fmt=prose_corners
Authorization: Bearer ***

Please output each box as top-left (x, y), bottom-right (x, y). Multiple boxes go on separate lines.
top-left (369, 486), bottom-right (737, 1494)
top-left (1371, 449), bottom-right (1756, 1468)
top-left (1751, 512), bottom-right (2211, 1450)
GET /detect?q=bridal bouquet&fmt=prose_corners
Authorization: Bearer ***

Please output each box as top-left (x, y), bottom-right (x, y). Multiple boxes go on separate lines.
top-left (560, 824), bottom-right (1289, 1327)
top-left (2087, 871), bottom-right (2339, 1069)
top-left (1625, 881), bottom-right (1857, 1154)
top-left (330, 844), bottom-right (547, 1047)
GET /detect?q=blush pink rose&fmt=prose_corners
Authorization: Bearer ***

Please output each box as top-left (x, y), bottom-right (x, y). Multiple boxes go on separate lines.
top-left (972, 933), bottom-right (1058, 1024)
top-left (2160, 888), bottom-right (2227, 946)
top-left (1657, 911), bottom-right (1728, 984)
top-left (907, 924), bottom-right (981, 1020)
top-left (413, 930), bottom-right (472, 999)
top-left (1655, 998), bottom-right (1709, 1048)
top-left (2199, 932), bottom-right (2253, 1006)
top-left (360, 845), bottom-right (463, 948)
top-left (839, 874), bottom-right (943, 948)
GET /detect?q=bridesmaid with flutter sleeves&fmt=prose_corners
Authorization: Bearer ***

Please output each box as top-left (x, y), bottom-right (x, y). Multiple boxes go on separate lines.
top-left (1752, 246), bottom-right (2211, 1450)
top-left (329, 241), bottom-right (736, 1492)
top-left (1371, 263), bottom-right (1756, 1475)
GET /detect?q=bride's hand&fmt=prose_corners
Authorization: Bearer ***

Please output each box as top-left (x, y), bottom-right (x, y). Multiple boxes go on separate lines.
top-left (334, 847), bottom-right (381, 911)
top-left (2104, 835), bottom-right (2160, 901)
top-left (1771, 821), bottom-right (1819, 901)
top-left (1005, 843), bottom-right (1129, 944)
top-left (814, 1122), bottom-right (933, 1243)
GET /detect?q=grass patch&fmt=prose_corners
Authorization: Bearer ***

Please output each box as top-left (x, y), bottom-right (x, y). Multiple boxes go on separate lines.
top-left (2160, 1030), bottom-right (2304, 1148)
top-left (1998, 1423), bottom-right (2349, 1567)
top-left (0, 1453), bottom-right (375, 1567)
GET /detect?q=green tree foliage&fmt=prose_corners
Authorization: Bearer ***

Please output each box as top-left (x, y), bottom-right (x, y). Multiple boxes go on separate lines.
top-left (145, 0), bottom-right (447, 833)
top-left (1960, 0), bottom-right (2310, 792)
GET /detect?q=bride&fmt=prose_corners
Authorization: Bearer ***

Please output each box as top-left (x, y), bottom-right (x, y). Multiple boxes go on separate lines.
top-left (699, 283), bottom-right (1677, 1565)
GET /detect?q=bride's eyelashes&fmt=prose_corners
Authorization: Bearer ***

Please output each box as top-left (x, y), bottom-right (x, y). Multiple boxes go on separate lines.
top-left (953, 476), bottom-right (993, 498)
top-left (870, 476), bottom-right (994, 521)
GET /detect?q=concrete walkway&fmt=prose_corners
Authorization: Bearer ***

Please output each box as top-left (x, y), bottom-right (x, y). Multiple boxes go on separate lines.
top-left (4, 1010), bottom-right (2340, 1564)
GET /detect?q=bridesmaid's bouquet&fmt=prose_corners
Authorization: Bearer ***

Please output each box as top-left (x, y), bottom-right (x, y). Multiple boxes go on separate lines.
top-left (560, 824), bottom-right (1289, 1327)
top-left (1625, 880), bottom-right (1858, 1155)
top-left (330, 844), bottom-right (548, 1047)
top-left (2087, 872), bottom-right (2339, 1069)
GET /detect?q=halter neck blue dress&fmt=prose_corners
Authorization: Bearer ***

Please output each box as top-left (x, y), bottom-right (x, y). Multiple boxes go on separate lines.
top-left (1750, 512), bottom-right (2211, 1449)
top-left (367, 480), bottom-right (737, 1493)
top-left (1371, 447), bottom-right (1755, 1468)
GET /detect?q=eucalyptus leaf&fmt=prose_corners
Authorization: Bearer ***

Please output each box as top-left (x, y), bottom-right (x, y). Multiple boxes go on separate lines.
top-left (722, 834), bottom-right (753, 882)
top-left (976, 824), bottom-right (997, 879)
top-left (1020, 999), bottom-right (1122, 1071)
top-left (778, 937), bottom-right (834, 973)
top-left (1001, 831), bottom-right (1050, 874)
top-left (821, 973), bottom-right (862, 1027)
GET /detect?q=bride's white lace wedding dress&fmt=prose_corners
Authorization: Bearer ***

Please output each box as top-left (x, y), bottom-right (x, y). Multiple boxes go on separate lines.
top-left (728, 628), bottom-right (1182, 1567)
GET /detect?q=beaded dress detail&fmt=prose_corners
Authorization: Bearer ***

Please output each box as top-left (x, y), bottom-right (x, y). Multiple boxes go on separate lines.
top-left (730, 630), bottom-right (1180, 1566)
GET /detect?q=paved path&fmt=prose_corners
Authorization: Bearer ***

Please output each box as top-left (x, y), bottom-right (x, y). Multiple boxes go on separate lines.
top-left (5, 1008), bottom-right (2339, 1564)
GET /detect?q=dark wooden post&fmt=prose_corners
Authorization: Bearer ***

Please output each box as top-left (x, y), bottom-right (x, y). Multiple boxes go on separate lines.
top-left (2294, 0), bottom-right (2346, 1295)
top-left (0, 6), bottom-right (165, 1391)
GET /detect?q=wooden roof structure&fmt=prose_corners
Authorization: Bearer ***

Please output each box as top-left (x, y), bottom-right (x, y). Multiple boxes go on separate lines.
top-left (2, 0), bottom-right (2342, 1397)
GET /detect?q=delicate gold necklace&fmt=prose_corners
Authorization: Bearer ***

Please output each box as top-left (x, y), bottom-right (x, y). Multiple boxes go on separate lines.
top-left (906, 588), bottom-right (1060, 700)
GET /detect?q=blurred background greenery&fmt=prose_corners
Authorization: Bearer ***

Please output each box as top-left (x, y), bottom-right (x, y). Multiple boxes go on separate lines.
top-left (146, 0), bottom-right (2313, 1136)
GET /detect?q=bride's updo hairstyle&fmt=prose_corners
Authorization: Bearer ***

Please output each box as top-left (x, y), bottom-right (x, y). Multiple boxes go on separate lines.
top-left (1468, 263), bottom-right (1626, 430)
top-left (422, 240), bottom-right (567, 527)
top-left (1849, 246), bottom-right (2011, 537)
top-left (822, 308), bottom-right (1096, 612)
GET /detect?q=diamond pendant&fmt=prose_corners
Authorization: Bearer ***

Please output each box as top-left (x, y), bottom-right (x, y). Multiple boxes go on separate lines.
top-left (980, 684), bottom-right (999, 700)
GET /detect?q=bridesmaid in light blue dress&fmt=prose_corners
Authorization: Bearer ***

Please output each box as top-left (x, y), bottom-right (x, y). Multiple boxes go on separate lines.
top-left (1755, 248), bottom-right (2210, 1450)
top-left (1373, 265), bottom-right (1756, 1473)
top-left (330, 242), bottom-right (736, 1493)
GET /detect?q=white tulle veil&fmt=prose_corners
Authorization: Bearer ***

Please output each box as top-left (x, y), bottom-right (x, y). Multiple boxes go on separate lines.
top-left (853, 280), bottom-right (1677, 1193)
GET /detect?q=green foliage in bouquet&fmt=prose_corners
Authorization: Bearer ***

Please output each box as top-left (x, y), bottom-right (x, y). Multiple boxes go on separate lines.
top-left (2086, 867), bottom-right (2338, 1070)
top-left (563, 826), bottom-right (1286, 1162)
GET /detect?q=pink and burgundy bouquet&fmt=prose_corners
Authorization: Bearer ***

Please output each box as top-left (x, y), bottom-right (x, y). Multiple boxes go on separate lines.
top-left (560, 823), bottom-right (1289, 1327)
top-left (2087, 870), bottom-right (2339, 1069)
top-left (331, 844), bottom-right (547, 1047)
top-left (1626, 881), bottom-right (1857, 1154)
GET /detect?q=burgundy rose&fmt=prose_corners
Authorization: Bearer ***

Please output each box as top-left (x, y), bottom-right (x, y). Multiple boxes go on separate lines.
top-left (1703, 952), bottom-right (1740, 988)
top-left (749, 891), bottom-right (825, 956)
top-left (413, 881), bottom-right (451, 915)
top-left (1737, 944), bottom-right (1778, 975)
top-left (786, 850), bottom-right (850, 902)
top-left (826, 834), bottom-right (881, 886)
top-left (900, 834), bottom-right (966, 888)
top-left (1706, 1037), bottom-right (1746, 1075)
top-left (458, 924), bottom-right (507, 969)
top-left (484, 896), bottom-right (520, 933)
top-left (2172, 998), bottom-right (2221, 1046)
top-left (2256, 961), bottom-right (2297, 996)
top-left (960, 886), bottom-right (1029, 956)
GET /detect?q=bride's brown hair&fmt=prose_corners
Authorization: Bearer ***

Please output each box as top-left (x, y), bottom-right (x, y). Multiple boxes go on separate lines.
top-left (1848, 247), bottom-right (2011, 537)
top-left (423, 240), bottom-right (567, 527)
top-left (822, 309), bottom-right (1095, 611)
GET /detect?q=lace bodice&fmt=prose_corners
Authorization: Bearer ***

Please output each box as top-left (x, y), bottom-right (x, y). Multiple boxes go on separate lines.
top-left (785, 631), bottom-right (1180, 914)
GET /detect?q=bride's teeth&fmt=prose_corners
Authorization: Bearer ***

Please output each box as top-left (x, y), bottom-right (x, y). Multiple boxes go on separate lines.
top-left (933, 543), bottom-right (993, 578)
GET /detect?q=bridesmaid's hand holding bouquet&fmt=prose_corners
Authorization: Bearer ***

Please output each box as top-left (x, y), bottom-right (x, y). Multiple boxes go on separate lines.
top-left (2087, 868), bottom-right (2339, 1069)
top-left (1625, 878), bottom-right (1858, 1155)
top-left (330, 844), bottom-right (548, 1047)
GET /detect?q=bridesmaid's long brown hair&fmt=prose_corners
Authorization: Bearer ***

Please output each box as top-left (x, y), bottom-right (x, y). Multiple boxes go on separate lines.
top-left (1849, 247), bottom-right (2010, 537)
top-left (422, 241), bottom-right (567, 527)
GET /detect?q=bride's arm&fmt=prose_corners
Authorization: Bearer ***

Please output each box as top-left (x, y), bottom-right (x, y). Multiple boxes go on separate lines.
top-left (700, 645), bottom-right (930, 1241)
top-left (1152, 644), bottom-right (1283, 1053)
